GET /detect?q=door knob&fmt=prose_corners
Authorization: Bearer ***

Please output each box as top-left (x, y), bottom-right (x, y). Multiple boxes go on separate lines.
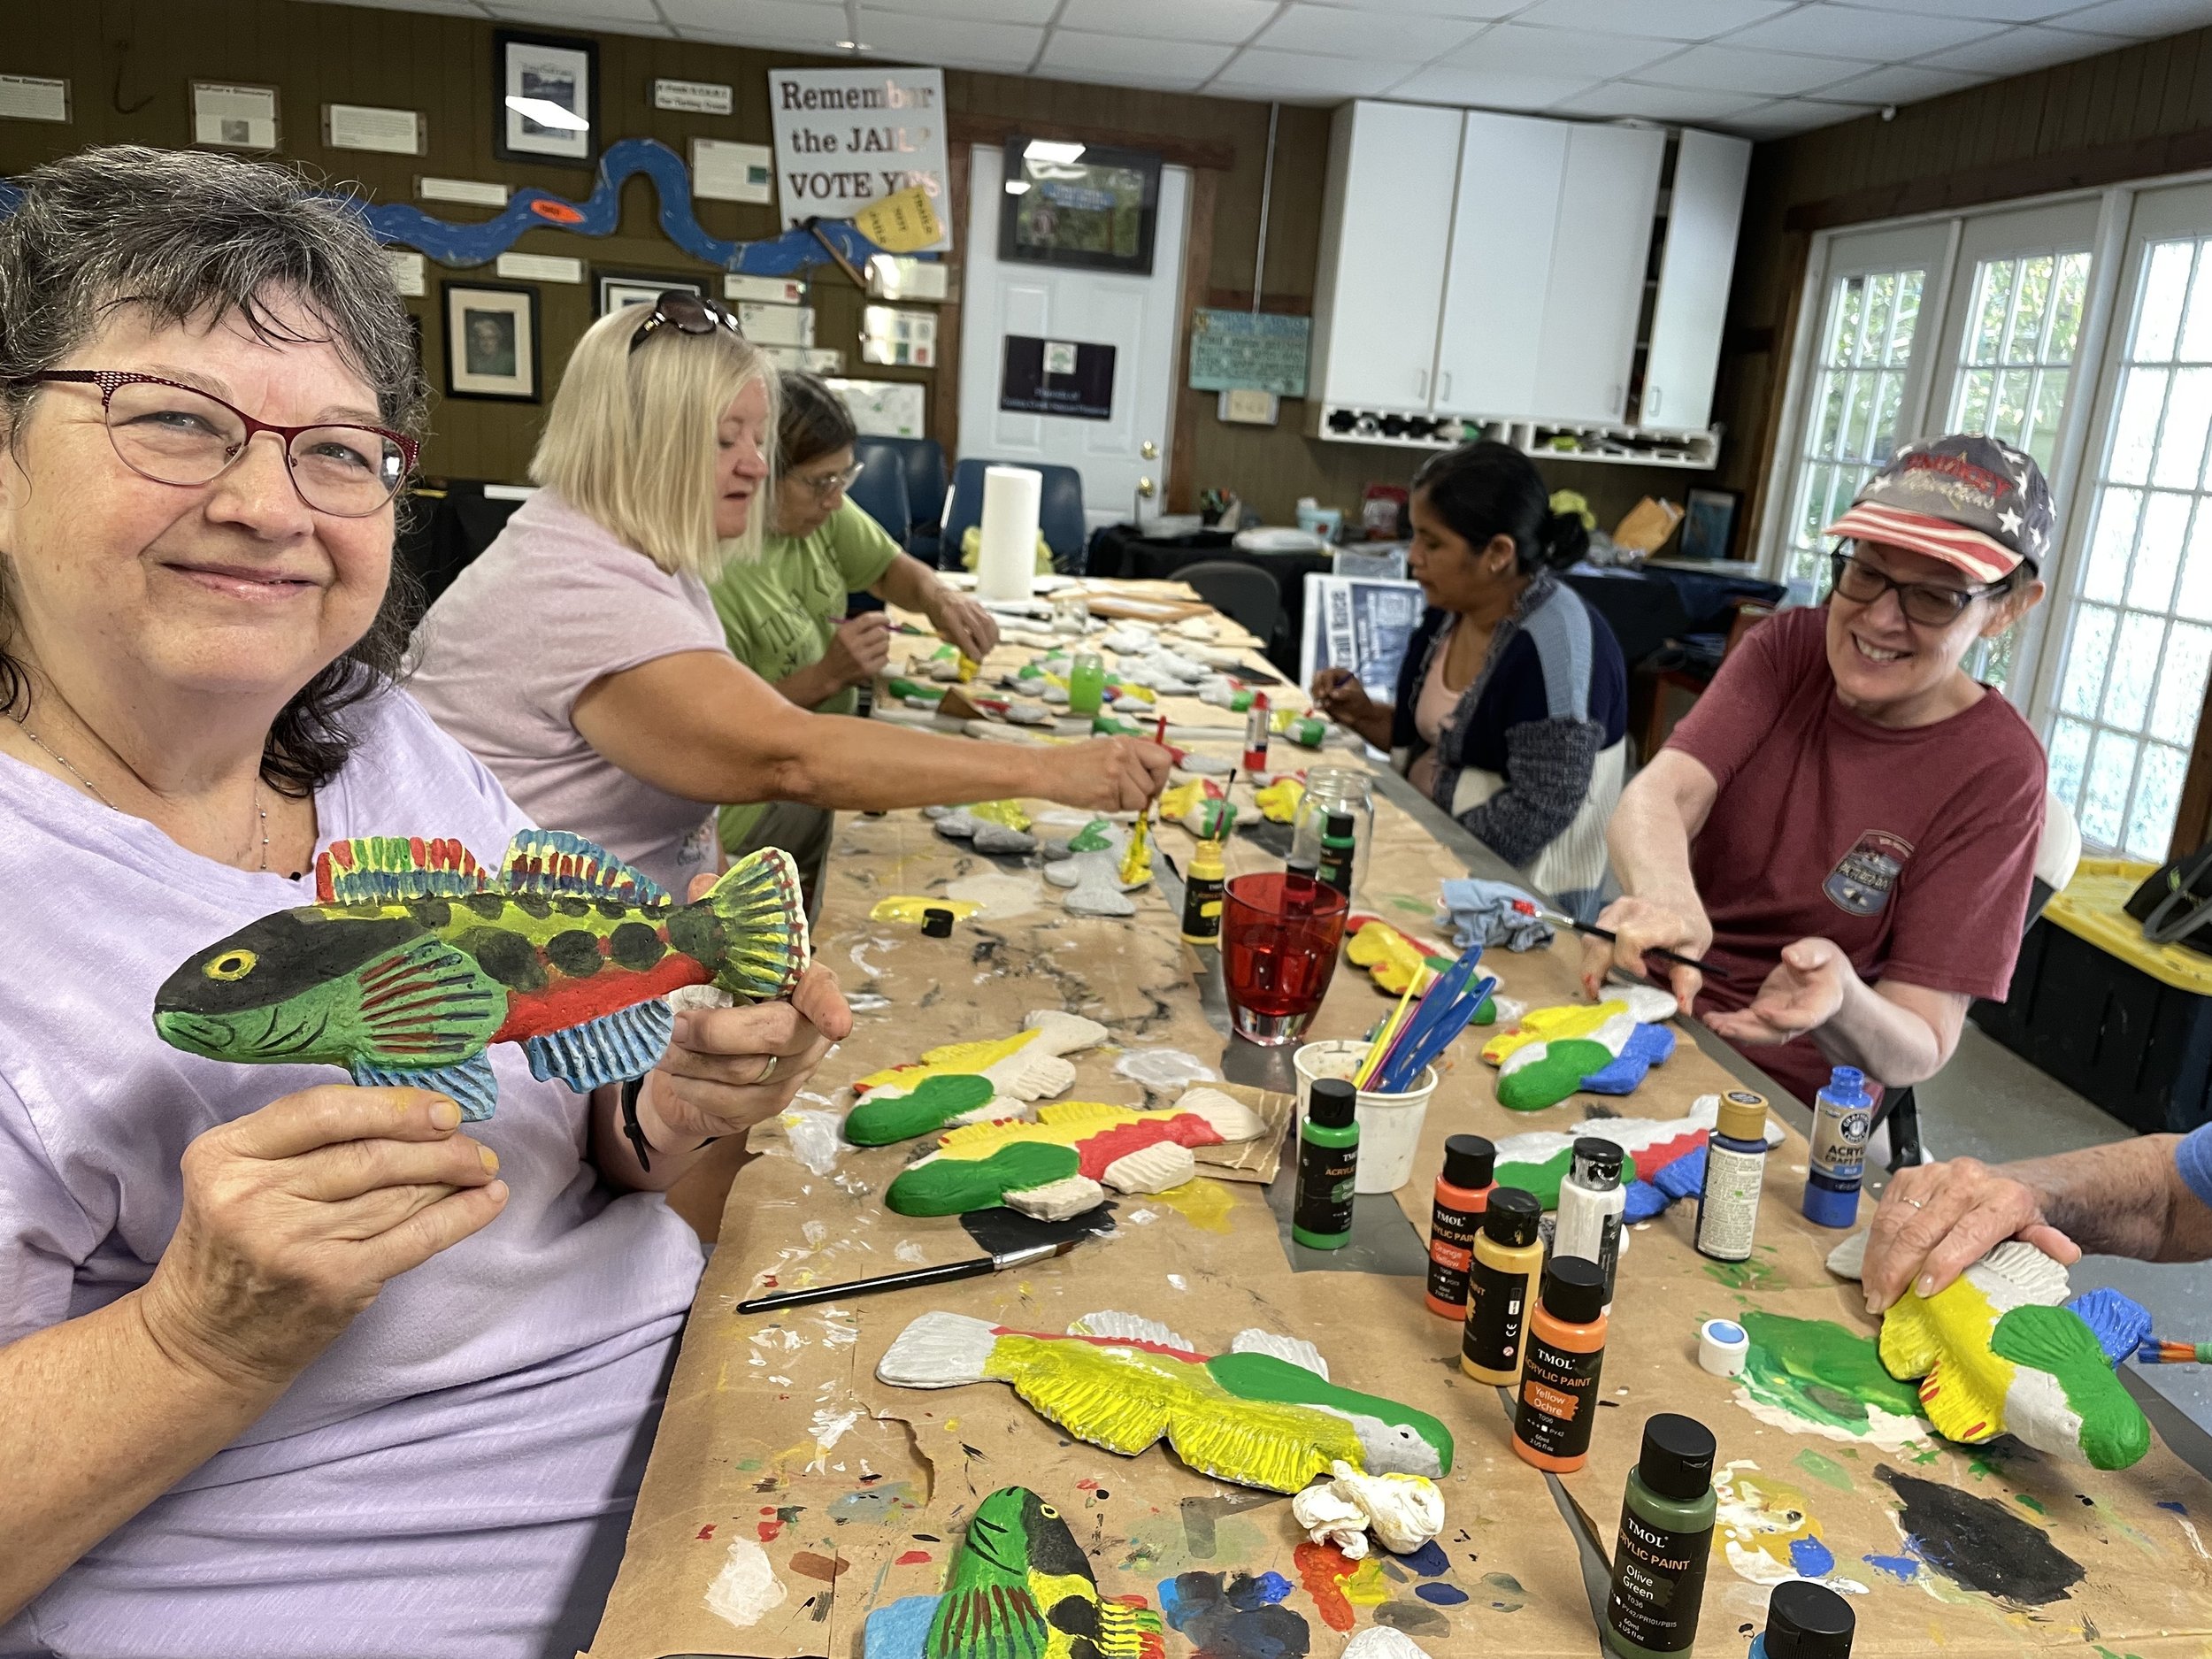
top-left (1141, 440), bottom-right (1158, 459)
top-left (1137, 476), bottom-right (1156, 497)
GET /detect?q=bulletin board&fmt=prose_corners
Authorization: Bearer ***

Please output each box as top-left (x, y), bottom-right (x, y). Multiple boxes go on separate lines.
top-left (1187, 309), bottom-right (1311, 398)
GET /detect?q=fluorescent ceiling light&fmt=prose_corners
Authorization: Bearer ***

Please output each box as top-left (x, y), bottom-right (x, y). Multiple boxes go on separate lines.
top-left (503, 96), bottom-right (588, 131)
top-left (1023, 140), bottom-right (1085, 165)
top-left (1003, 180), bottom-right (1033, 194)
top-left (837, 39), bottom-right (872, 50)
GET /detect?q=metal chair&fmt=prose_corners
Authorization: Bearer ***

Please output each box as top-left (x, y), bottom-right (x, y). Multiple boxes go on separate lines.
top-left (1880, 789), bottom-right (2084, 1169)
top-left (1174, 559), bottom-right (1282, 650)
top-left (941, 458), bottom-right (1089, 573)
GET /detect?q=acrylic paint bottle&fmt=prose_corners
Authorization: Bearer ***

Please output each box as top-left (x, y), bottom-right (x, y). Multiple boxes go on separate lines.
top-left (1067, 650), bottom-right (1105, 717)
top-left (1315, 811), bottom-right (1357, 898)
top-left (1511, 1256), bottom-right (1609, 1472)
top-left (1553, 1137), bottom-right (1627, 1304)
top-left (1603, 1413), bottom-right (1717, 1658)
top-left (1802, 1065), bottom-right (1874, 1229)
top-left (1179, 838), bottom-right (1228, 947)
top-left (1425, 1134), bottom-right (1497, 1318)
top-left (1292, 1077), bottom-right (1359, 1249)
top-left (1695, 1089), bottom-right (1771, 1263)
top-left (1747, 1580), bottom-right (1855, 1657)
top-left (1242, 692), bottom-right (1272, 773)
top-left (1460, 1187), bottom-right (1543, 1385)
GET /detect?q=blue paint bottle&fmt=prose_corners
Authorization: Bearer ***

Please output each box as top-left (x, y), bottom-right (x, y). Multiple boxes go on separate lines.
top-left (1801, 1066), bottom-right (1873, 1229)
top-left (1747, 1580), bottom-right (1855, 1657)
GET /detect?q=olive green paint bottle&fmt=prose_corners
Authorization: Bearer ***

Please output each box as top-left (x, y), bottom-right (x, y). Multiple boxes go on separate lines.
top-left (1604, 1413), bottom-right (1717, 1658)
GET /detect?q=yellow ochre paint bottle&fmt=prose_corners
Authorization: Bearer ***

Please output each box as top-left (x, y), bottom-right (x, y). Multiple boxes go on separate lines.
top-left (1179, 837), bottom-right (1228, 946)
top-left (1461, 1187), bottom-right (1543, 1385)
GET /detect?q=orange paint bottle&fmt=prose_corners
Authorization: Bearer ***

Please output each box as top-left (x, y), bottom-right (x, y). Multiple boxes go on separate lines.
top-left (1511, 1256), bottom-right (1609, 1473)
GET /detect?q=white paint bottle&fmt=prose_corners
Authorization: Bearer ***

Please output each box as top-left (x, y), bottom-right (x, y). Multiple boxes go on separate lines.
top-left (1554, 1136), bottom-right (1626, 1305)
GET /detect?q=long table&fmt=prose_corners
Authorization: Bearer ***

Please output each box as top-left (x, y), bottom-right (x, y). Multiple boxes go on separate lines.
top-left (584, 584), bottom-right (2212, 1659)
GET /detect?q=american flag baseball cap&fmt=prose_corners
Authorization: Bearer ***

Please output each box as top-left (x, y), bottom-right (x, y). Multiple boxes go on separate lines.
top-left (1824, 433), bottom-right (2054, 583)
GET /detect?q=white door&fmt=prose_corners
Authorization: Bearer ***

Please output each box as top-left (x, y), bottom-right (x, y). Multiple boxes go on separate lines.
top-left (957, 143), bottom-right (1189, 528)
top-left (1432, 111), bottom-right (1570, 422)
top-left (1531, 122), bottom-right (1665, 426)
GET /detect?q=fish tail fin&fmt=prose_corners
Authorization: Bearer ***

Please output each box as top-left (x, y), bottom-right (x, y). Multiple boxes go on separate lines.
top-left (879, 1311), bottom-right (1002, 1387)
top-left (1098, 1597), bottom-right (1166, 1659)
top-left (699, 849), bottom-right (809, 1002)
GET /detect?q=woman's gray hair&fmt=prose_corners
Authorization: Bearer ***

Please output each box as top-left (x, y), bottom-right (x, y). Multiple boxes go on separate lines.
top-left (0, 144), bottom-right (426, 797)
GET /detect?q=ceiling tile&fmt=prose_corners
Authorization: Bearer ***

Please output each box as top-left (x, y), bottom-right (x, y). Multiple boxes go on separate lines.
top-left (1039, 28), bottom-right (1237, 86)
top-left (2049, 0), bottom-right (2212, 35)
top-left (1553, 81), bottom-right (1770, 119)
top-left (1724, 95), bottom-right (1881, 135)
top-left (1633, 42), bottom-right (1867, 92)
top-left (296, 0), bottom-right (488, 12)
top-left (1388, 64), bottom-right (1601, 104)
top-left (1303, 0), bottom-right (1521, 15)
top-left (1441, 20), bottom-right (1682, 77)
top-left (1206, 46), bottom-right (1425, 96)
top-left (663, 0), bottom-right (853, 47)
top-left (480, 0), bottom-right (656, 15)
top-left (1916, 19), bottom-right (2126, 65)
top-left (1720, 3), bottom-right (2004, 57)
top-left (853, 8), bottom-right (1044, 65)
top-left (1509, 0), bottom-right (1795, 41)
top-left (1055, 0), bottom-right (1277, 44)
top-left (1816, 61), bottom-right (1986, 100)
top-left (483, 10), bottom-right (674, 30)
top-left (1835, 0), bottom-right (2100, 18)
top-left (864, 0), bottom-right (1059, 22)
top-left (1252, 4), bottom-right (1487, 59)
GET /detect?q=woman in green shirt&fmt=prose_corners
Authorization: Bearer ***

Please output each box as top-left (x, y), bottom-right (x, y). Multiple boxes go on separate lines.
top-left (710, 373), bottom-right (1003, 873)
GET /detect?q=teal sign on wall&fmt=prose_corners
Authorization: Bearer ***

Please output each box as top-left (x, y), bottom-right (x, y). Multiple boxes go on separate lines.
top-left (1188, 309), bottom-right (1310, 397)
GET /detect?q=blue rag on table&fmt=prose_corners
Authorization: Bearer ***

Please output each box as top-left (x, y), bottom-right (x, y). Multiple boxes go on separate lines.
top-left (1439, 877), bottom-right (1555, 953)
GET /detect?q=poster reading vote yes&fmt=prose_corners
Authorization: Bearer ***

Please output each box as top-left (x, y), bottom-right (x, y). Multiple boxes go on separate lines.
top-left (767, 67), bottom-right (950, 253)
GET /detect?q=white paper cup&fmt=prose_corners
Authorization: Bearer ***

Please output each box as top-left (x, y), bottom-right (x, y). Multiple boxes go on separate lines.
top-left (1292, 1039), bottom-right (1440, 1194)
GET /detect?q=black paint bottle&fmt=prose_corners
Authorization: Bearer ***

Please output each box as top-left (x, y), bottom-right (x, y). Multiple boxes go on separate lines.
top-left (1292, 1078), bottom-right (1359, 1249)
top-left (1603, 1413), bottom-right (1717, 1658)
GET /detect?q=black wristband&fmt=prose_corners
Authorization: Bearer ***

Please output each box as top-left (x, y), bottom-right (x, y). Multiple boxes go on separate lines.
top-left (620, 1075), bottom-right (722, 1175)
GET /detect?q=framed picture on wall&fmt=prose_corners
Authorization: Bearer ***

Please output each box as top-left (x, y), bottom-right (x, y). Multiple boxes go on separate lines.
top-left (593, 269), bottom-right (703, 320)
top-left (1678, 487), bottom-right (1743, 562)
top-left (493, 30), bottom-right (596, 166)
top-left (442, 282), bottom-right (540, 402)
top-left (998, 137), bottom-right (1160, 276)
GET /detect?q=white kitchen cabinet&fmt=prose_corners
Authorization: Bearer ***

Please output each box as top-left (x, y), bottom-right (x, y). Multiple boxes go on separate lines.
top-left (1309, 100), bottom-right (1464, 413)
top-left (1432, 111), bottom-right (1571, 421)
top-left (1530, 121), bottom-right (1666, 426)
top-left (1640, 127), bottom-right (1753, 433)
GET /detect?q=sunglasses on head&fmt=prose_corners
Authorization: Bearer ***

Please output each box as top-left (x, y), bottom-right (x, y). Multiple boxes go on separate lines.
top-left (629, 290), bottom-right (745, 353)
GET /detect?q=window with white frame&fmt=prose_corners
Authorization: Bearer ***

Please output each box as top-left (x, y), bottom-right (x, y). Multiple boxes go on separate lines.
top-left (2047, 234), bottom-right (2212, 860)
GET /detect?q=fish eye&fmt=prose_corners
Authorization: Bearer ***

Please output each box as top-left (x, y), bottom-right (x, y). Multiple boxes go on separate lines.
top-left (204, 949), bottom-right (257, 982)
top-left (1040, 1504), bottom-right (1060, 1518)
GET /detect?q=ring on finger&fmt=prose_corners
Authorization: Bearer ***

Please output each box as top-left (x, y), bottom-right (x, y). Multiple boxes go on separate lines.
top-left (1901, 1195), bottom-right (1926, 1209)
top-left (751, 1053), bottom-right (780, 1087)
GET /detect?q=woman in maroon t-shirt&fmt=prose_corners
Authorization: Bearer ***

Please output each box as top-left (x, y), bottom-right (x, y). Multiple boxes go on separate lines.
top-left (1583, 434), bottom-right (2053, 1105)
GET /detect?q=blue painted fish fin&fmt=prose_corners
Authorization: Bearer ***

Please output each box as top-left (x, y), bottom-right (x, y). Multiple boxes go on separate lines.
top-left (349, 1050), bottom-right (500, 1121)
top-left (501, 829), bottom-right (670, 907)
top-left (522, 998), bottom-right (674, 1094)
top-left (703, 848), bottom-right (810, 1002)
top-left (316, 835), bottom-right (494, 904)
top-left (2064, 1287), bottom-right (2154, 1367)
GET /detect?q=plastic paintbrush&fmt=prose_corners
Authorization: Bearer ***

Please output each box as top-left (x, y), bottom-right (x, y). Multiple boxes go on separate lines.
top-left (1355, 978), bottom-right (1422, 1089)
top-left (1370, 949), bottom-right (1483, 1092)
top-left (1380, 973), bottom-right (1498, 1090)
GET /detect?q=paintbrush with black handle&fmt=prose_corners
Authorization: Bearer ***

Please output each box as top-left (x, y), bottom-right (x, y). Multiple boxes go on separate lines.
top-left (734, 1239), bottom-right (1080, 1316)
top-left (1542, 909), bottom-right (1736, 981)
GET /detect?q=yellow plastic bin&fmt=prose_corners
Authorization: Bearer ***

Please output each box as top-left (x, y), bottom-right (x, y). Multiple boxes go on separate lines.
top-left (1976, 858), bottom-right (2212, 1133)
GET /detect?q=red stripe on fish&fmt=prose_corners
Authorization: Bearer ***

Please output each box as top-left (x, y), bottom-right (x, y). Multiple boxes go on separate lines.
top-left (1072, 1113), bottom-right (1225, 1180)
top-left (489, 952), bottom-right (705, 1041)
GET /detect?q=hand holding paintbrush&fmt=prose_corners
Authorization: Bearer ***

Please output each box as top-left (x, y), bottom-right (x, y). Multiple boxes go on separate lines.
top-left (1571, 894), bottom-right (1730, 1013)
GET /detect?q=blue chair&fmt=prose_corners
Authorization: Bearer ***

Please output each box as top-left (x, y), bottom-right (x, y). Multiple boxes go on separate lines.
top-left (842, 446), bottom-right (911, 618)
top-left (850, 435), bottom-right (947, 562)
top-left (941, 458), bottom-right (1089, 573)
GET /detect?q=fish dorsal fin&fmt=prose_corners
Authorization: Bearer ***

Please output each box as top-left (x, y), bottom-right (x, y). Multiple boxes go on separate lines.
top-left (317, 836), bottom-right (493, 904)
top-left (501, 829), bottom-right (669, 907)
top-left (1069, 1311), bottom-right (1188, 1350)
top-left (1230, 1330), bottom-right (1331, 1379)
top-left (1033, 1101), bottom-right (1142, 1133)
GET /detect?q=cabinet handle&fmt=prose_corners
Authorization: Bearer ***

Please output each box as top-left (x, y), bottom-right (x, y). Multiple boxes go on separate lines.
top-left (1440, 372), bottom-right (1453, 403)
top-left (1647, 387), bottom-right (1661, 417)
top-left (1417, 369), bottom-right (1428, 401)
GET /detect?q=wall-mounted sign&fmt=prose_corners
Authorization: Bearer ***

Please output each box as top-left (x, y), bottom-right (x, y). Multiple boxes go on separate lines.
top-left (385, 250), bottom-right (426, 298)
top-left (829, 378), bottom-right (927, 438)
top-left (654, 78), bottom-right (732, 115)
top-left (1000, 137), bottom-right (1159, 277)
top-left (1001, 334), bottom-right (1114, 421)
top-left (191, 82), bottom-right (279, 150)
top-left (419, 176), bottom-right (510, 207)
top-left (726, 273), bottom-right (807, 306)
top-left (0, 75), bottom-right (70, 124)
top-left (325, 103), bottom-right (425, 156)
top-left (741, 303), bottom-right (816, 349)
top-left (767, 66), bottom-right (949, 253)
top-left (693, 137), bottom-right (773, 204)
top-left (1188, 308), bottom-right (1310, 398)
top-left (862, 304), bottom-right (937, 368)
top-left (495, 251), bottom-right (582, 283)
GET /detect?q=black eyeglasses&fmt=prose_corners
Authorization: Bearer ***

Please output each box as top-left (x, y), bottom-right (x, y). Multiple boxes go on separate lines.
top-left (29, 370), bottom-right (415, 518)
top-left (1827, 550), bottom-right (2000, 628)
top-left (629, 290), bottom-right (745, 353)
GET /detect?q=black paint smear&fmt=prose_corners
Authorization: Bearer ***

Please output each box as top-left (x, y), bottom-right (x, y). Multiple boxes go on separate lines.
top-left (1373, 1603), bottom-right (1450, 1636)
top-left (1875, 1466), bottom-right (2085, 1606)
top-left (1236, 818), bottom-right (1297, 859)
top-left (960, 1202), bottom-right (1118, 1255)
top-left (1163, 1571), bottom-right (1311, 1659)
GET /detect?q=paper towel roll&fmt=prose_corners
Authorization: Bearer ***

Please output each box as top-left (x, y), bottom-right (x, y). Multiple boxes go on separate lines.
top-left (977, 465), bottom-right (1042, 602)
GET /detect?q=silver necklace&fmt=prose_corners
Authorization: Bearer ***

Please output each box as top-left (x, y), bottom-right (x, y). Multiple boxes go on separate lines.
top-left (14, 715), bottom-right (271, 872)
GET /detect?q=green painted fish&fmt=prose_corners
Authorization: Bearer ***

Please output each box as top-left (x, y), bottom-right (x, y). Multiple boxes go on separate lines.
top-left (153, 830), bottom-right (807, 1119)
top-left (926, 1487), bottom-right (1164, 1659)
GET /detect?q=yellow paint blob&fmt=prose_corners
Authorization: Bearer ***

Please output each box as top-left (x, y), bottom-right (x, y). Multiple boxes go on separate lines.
top-left (870, 895), bottom-right (983, 926)
top-left (1152, 1178), bottom-right (1238, 1233)
top-left (1480, 999), bottom-right (1626, 1065)
top-left (1347, 921), bottom-right (1442, 995)
top-left (1342, 1555), bottom-right (1390, 1606)
top-left (1256, 778), bottom-right (1305, 823)
top-left (968, 800), bottom-right (1033, 831)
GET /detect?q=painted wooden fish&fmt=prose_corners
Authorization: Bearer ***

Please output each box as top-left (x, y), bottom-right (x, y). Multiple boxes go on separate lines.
top-left (879, 1310), bottom-right (1453, 1494)
top-left (923, 1486), bottom-right (1164, 1659)
top-left (153, 831), bottom-right (807, 1120)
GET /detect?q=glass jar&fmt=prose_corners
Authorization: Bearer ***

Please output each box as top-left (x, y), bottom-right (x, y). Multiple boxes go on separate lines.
top-left (1051, 591), bottom-right (1091, 634)
top-left (1289, 765), bottom-right (1375, 896)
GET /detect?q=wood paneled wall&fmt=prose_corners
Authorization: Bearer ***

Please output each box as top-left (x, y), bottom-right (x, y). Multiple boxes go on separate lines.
top-left (1, 0), bottom-right (1702, 526)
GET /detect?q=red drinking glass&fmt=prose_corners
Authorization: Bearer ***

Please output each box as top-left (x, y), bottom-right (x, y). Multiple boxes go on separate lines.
top-left (1221, 872), bottom-right (1348, 1045)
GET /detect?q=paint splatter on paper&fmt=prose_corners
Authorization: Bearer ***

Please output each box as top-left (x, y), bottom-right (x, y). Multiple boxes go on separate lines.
top-left (1874, 1465), bottom-right (2086, 1607)
top-left (1157, 1571), bottom-right (1308, 1659)
top-left (1294, 1541), bottom-right (1389, 1632)
top-left (1732, 1313), bottom-right (1929, 1451)
top-left (703, 1537), bottom-right (787, 1629)
top-left (1153, 1178), bottom-right (1237, 1233)
top-left (1715, 1462), bottom-right (1869, 1595)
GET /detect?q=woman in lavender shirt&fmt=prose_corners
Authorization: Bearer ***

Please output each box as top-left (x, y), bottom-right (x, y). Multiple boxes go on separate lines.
top-left (0, 150), bottom-right (850, 1658)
